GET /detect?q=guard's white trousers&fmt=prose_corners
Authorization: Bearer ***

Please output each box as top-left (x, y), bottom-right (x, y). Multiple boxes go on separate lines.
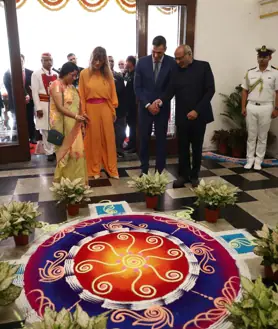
top-left (41, 129), bottom-right (54, 155)
top-left (246, 102), bottom-right (273, 164)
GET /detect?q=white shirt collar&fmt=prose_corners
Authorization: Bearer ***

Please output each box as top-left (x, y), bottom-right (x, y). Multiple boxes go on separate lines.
top-left (41, 67), bottom-right (52, 75)
top-left (255, 64), bottom-right (272, 72)
top-left (153, 55), bottom-right (164, 64)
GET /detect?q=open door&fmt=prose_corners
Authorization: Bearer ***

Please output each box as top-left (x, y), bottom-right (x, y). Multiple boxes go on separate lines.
top-left (136, 0), bottom-right (196, 156)
top-left (0, 0), bottom-right (30, 164)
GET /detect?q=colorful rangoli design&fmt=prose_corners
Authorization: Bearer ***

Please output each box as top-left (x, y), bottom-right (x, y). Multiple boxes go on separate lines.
top-left (24, 214), bottom-right (243, 329)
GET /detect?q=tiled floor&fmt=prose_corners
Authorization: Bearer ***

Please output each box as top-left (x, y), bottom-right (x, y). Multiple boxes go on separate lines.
top-left (0, 155), bottom-right (278, 234)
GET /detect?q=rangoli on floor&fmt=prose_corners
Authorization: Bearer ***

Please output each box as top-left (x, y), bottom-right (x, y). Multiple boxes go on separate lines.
top-left (24, 214), bottom-right (246, 329)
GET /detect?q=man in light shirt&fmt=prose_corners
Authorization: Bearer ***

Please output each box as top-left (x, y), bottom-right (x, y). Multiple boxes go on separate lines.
top-left (242, 45), bottom-right (278, 170)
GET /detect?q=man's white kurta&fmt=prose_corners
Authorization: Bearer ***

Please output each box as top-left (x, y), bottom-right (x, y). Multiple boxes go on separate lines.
top-left (31, 68), bottom-right (57, 130)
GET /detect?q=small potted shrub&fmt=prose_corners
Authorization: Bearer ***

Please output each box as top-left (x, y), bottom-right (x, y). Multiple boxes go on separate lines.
top-left (0, 201), bottom-right (42, 246)
top-left (50, 177), bottom-right (93, 216)
top-left (29, 305), bottom-right (109, 329)
top-left (194, 179), bottom-right (239, 223)
top-left (128, 171), bottom-right (169, 209)
top-left (226, 276), bottom-right (278, 329)
top-left (228, 128), bottom-right (247, 158)
top-left (211, 129), bottom-right (230, 155)
top-left (0, 262), bottom-right (22, 306)
top-left (253, 224), bottom-right (278, 281)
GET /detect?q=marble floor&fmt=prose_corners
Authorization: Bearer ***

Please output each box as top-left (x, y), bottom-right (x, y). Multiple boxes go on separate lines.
top-left (0, 154), bottom-right (278, 234)
top-left (1, 154), bottom-right (277, 327)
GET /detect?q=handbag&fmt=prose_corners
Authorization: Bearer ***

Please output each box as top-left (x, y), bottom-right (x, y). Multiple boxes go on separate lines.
top-left (47, 90), bottom-right (65, 146)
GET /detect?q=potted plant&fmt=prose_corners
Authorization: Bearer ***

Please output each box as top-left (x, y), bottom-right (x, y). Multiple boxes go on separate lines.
top-left (220, 85), bottom-right (245, 129)
top-left (128, 171), bottom-right (170, 209)
top-left (50, 178), bottom-right (93, 216)
top-left (211, 129), bottom-right (230, 155)
top-left (0, 201), bottom-right (42, 246)
top-left (226, 276), bottom-right (278, 329)
top-left (253, 224), bottom-right (278, 281)
top-left (220, 85), bottom-right (276, 157)
top-left (0, 262), bottom-right (22, 306)
top-left (28, 305), bottom-right (109, 329)
top-left (193, 179), bottom-right (239, 223)
top-left (228, 128), bottom-right (247, 158)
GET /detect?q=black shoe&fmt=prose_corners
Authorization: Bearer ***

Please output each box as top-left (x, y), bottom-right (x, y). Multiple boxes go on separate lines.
top-left (30, 138), bottom-right (37, 144)
top-left (47, 154), bottom-right (56, 162)
top-left (173, 177), bottom-right (190, 189)
top-left (191, 178), bottom-right (199, 188)
top-left (124, 148), bottom-right (136, 154)
top-left (117, 152), bottom-right (124, 158)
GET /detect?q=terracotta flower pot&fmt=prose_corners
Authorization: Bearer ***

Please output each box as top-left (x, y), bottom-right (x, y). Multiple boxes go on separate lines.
top-left (232, 148), bottom-right (242, 158)
top-left (67, 203), bottom-right (80, 216)
top-left (218, 143), bottom-right (228, 155)
top-left (205, 207), bottom-right (220, 223)
top-left (14, 234), bottom-right (29, 246)
top-left (145, 195), bottom-right (158, 209)
top-left (264, 266), bottom-right (278, 281)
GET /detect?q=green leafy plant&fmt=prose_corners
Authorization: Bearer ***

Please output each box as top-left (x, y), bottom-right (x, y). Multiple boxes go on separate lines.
top-left (253, 224), bottom-right (278, 273)
top-left (226, 276), bottom-right (278, 329)
top-left (220, 84), bottom-right (245, 129)
top-left (128, 171), bottom-right (170, 196)
top-left (29, 305), bottom-right (109, 329)
top-left (228, 128), bottom-right (248, 149)
top-left (0, 201), bottom-right (42, 240)
top-left (0, 262), bottom-right (22, 306)
top-left (50, 178), bottom-right (93, 205)
top-left (194, 179), bottom-right (239, 209)
top-left (211, 129), bottom-right (230, 146)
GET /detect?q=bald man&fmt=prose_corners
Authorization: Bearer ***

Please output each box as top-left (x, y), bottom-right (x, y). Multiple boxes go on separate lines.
top-left (157, 45), bottom-right (215, 188)
top-left (31, 53), bottom-right (57, 161)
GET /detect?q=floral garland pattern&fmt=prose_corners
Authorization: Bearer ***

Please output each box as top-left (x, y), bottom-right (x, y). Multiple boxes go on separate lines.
top-left (15, 0), bottom-right (176, 14)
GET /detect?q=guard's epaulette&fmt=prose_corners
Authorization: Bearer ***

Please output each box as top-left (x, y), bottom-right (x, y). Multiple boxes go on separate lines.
top-left (248, 67), bottom-right (256, 71)
top-left (271, 65), bottom-right (278, 70)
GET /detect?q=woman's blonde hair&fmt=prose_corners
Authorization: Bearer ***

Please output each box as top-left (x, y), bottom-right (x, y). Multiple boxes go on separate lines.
top-left (89, 46), bottom-right (113, 80)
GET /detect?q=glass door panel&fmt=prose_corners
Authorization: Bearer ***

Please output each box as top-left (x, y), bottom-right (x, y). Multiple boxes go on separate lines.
top-left (0, 1), bottom-right (18, 144)
top-left (147, 5), bottom-right (187, 138)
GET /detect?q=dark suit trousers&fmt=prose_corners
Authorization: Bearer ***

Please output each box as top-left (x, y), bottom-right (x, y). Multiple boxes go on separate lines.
top-left (127, 113), bottom-right (136, 148)
top-left (139, 108), bottom-right (168, 174)
top-left (26, 101), bottom-right (36, 140)
top-left (177, 119), bottom-right (206, 180)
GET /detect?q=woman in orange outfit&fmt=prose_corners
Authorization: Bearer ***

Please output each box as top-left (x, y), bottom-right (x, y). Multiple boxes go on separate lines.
top-left (79, 47), bottom-right (119, 179)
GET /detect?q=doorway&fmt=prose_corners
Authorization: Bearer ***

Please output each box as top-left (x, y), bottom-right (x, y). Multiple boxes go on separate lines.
top-left (136, 0), bottom-right (197, 156)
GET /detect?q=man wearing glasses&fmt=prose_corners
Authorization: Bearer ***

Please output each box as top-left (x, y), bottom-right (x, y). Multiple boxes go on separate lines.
top-left (156, 44), bottom-right (215, 188)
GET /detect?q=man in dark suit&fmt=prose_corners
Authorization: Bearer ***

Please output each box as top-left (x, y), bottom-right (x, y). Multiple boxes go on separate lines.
top-left (108, 56), bottom-right (127, 158)
top-left (124, 55), bottom-right (137, 153)
top-left (134, 35), bottom-right (176, 174)
top-left (67, 53), bottom-right (83, 88)
top-left (157, 45), bottom-right (215, 188)
top-left (3, 54), bottom-right (36, 143)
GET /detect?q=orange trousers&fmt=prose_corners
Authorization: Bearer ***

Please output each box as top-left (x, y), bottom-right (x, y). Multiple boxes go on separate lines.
top-left (84, 103), bottom-right (118, 178)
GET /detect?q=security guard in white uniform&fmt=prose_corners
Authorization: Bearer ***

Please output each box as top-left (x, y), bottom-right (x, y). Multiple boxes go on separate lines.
top-left (242, 46), bottom-right (278, 170)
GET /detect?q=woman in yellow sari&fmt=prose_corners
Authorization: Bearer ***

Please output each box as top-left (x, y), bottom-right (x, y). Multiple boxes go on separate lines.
top-left (49, 62), bottom-right (89, 184)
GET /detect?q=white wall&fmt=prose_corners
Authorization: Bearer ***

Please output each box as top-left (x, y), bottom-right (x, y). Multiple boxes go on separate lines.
top-left (194, 0), bottom-right (278, 154)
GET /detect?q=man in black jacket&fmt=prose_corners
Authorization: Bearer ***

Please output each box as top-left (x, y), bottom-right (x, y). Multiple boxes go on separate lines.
top-left (108, 56), bottom-right (126, 158)
top-left (157, 44), bottom-right (215, 188)
top-left (3, 54), bottom-right (36, 143)
top-left (124, 55), bottom-right (137, 153)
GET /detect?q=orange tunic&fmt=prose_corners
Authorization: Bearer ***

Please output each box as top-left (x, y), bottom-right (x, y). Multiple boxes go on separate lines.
top-left (79, 69), bottom-right (119, 178)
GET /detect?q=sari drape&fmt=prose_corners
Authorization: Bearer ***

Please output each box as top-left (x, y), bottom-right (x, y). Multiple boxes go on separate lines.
top-left (49, 80), bottom-right (88, 184)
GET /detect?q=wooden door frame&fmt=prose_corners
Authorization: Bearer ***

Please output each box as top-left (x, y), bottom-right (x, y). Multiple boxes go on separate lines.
top-left (0, 0), bottom-right (30, 164)
top-left (136, 0), bottom-right (197, 156)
